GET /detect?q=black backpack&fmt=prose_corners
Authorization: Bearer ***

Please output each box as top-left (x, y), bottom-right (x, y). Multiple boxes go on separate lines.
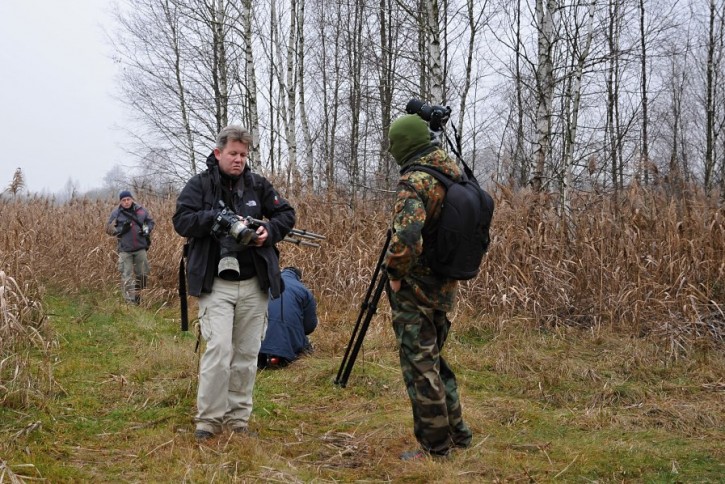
top-left (403, 164), bottom-right (494, 280)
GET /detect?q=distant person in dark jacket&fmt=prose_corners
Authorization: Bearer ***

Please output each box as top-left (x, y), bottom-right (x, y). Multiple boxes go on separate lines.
top-left (259, 267), bottom-right (318, 368)
top-left (106, 190), bottom-right (155, 304)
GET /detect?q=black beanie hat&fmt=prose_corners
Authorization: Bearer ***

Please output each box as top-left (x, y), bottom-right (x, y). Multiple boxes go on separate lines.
top-left (119, 190), bottom-right (133, 200)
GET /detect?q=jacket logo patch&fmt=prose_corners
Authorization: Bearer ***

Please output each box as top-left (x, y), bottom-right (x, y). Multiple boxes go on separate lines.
top-left (246, 200), bottom-right (257, 207)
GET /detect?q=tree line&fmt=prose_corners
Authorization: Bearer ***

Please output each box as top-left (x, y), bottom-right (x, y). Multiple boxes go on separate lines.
top-left (110, 0), bottom-right (725, 205)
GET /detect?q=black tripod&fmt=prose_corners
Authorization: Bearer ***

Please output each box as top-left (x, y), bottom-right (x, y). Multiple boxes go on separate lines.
top-left (334, 229), bottom-right (391, 388)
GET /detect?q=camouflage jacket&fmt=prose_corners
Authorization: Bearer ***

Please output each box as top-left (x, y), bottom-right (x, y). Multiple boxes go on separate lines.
top-left (384, 146), bottom-right (462, 311)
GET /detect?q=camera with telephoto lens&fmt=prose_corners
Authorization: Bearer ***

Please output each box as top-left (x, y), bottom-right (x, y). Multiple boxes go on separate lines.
top-left (211, 201), bottom-right (258, 245)
top-left (405, 98), bottom-right (451, 132)
top-left (211, 201), bottom-right (259, 279)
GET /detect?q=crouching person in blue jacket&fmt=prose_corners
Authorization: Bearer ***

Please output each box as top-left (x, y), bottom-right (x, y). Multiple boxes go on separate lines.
top-left (259, 267), bottom-right (318, 368)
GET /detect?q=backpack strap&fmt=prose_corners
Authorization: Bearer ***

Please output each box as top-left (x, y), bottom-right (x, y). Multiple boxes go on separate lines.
top-left (403, 164), bottom-right (456, 189)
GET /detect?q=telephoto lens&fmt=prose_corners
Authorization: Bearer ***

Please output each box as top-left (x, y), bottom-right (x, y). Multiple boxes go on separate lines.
top-left (229, 221), bottom-right (258, 245)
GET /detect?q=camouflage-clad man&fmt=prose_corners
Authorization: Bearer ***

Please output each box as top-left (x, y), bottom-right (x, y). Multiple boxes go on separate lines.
top-left (384, 114), bottom-right (472, 460)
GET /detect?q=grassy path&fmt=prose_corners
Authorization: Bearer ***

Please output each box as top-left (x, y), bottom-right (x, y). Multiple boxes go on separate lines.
top-left (1, 292), bottom-right (724, 482)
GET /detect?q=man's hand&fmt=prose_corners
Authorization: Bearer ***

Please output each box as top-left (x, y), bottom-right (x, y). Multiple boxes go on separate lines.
top-left (117, 221), bottom-right (132, 237)
top-left (389, 279), bottom-right (401, 293)
top-left (252, 225), bottom-right (268, 246)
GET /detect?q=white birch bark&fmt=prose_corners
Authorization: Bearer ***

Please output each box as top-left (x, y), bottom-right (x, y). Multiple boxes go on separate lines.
top-left (532, 0), bottom-right (557, 192)
top-left (284, 0), bottom-right (298, 187)
top-left (562, 0), bottom-right (597, 220)
top-left (213, 0), bottom-right (228, 129)
top-left (424, 0), bottom-right (445, 103)
top-left (242, 0), bottom-right (261, 165)
top-left (297, 0), bottom-right (315, 186)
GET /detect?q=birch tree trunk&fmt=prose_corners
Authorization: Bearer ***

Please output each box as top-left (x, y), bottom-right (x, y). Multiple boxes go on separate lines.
top-left (532, 0), bottom-right (557, 192)
top-left (241, 0), bottom-right (261, 166)
top-left (378, 0), bottom-right (395, 186)
top-left (318, 4), bottom-right (342, 191)
top-left (639, 0), bottom-right (651, 186)
top-left (424, 0), bottom-right (445, 103)
top-left (267, 0), bottom-right (279, 174)
top-left (284, 0), bottom-right (299, 187)
top-left (212, 0), bottom-right (229, 131)
top-left (297, 0), bottom-right (315, 187)
top-left (705, 0), bottom-right (717, 191)
top-left (457, 0), bottom-right (488, 156)
top-left (348, 0), bottom-right (364, 206)
top-left (668, 44), bottom-right (688, 191)
top-left (514, 0), bottom-right (527, 187)
top-left (562, 0), bottom-right (596, 221)
top-left (164, 0), bottom-right (197, 174)
top-left (606, 0), bottom-right (621, 193)
top-left (417, 0), bottom-right (428, 99)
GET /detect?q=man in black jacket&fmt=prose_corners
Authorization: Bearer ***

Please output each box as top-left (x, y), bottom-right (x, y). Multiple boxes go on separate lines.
top-left (173, 125), bottom-right (295, 441)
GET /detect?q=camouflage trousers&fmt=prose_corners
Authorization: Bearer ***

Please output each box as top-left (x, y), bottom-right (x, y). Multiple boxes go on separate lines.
top-left (388, 281), bottom-right (472, 454)
top-left (118, 250), bottom-right (149, 303)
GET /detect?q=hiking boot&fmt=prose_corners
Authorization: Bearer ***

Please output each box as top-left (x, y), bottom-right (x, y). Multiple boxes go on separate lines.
top-left (453, 437), bottom-right (472, 449)
top-left (400, 449), bottom-right (449, 461)
top-left (195, 429), bottom-right (215, 441)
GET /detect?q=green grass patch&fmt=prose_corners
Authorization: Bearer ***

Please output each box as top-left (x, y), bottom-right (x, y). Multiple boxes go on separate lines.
top-left (1, 291), bottom-right (723, 481)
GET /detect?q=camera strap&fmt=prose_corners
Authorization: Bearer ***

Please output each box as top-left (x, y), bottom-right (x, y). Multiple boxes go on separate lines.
top-left (179, 242), bottom-right (189, 332)
top-left (125, 210), bottom-right (145, 230)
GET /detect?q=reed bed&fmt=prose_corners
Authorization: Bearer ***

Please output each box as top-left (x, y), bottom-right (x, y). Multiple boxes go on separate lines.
top-left (0, 200), bottom-right (52, 408)
top-left (1, 183), bottom-right (723, 358)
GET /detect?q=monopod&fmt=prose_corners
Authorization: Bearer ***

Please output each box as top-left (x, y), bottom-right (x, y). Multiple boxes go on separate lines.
top-left (334, 229), bottom-right (391, 387)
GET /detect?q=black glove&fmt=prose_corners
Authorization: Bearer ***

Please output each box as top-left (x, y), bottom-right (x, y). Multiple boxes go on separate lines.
top-left (117, 221), bottom-right (132, 237)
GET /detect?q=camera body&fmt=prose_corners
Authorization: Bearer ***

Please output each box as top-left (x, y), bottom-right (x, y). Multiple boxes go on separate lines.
top-left (211, 201), bottom-right (258, 245)
top-left (406, 98), bottom-right (451, 132)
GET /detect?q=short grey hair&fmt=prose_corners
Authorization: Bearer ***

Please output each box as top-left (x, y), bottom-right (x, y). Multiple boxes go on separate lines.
top-left (216, 125), bottom-right (253, 150)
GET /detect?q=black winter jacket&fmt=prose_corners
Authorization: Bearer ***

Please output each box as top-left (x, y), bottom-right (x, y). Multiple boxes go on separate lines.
top-left (172, 153), bottom-right (296, 297)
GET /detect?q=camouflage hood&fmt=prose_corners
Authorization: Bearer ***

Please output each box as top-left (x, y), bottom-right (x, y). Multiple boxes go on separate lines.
top-left (389, 115), bottom-right (462, 181)
top-left (388, 114), bottom-right (434, 166)
top-left (399, 146), bottom-right (463, 182)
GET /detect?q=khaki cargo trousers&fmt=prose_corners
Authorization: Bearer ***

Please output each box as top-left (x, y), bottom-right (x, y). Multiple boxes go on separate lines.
top-left (195, 277), bottom-right (268, 435)
top-left (118, 249), bottom-right (149, 303)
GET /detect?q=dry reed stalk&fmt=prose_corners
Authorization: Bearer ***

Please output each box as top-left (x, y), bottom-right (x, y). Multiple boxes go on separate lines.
top-left (1, 183), bottom-right (723, 350)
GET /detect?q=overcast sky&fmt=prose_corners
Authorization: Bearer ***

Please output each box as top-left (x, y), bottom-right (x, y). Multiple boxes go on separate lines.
top-left (0, 1), bottom-right (130, 195)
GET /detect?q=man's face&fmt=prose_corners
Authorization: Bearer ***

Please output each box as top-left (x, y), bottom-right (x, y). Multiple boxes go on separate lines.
top-left (120, 197), bottom-right (133, 209)
top-left (215, 140), bottom-right (249, 177)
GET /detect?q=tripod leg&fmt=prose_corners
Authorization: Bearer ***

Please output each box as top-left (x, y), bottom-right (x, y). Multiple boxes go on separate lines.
top-left (336, 272), bottom-right (388, 387)
top-left (335, 230), bottom-right (392, 386)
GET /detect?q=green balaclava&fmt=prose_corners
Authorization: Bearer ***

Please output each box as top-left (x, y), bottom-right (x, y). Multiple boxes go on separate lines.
top-left (388, 114), bottom-right (432, 165)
